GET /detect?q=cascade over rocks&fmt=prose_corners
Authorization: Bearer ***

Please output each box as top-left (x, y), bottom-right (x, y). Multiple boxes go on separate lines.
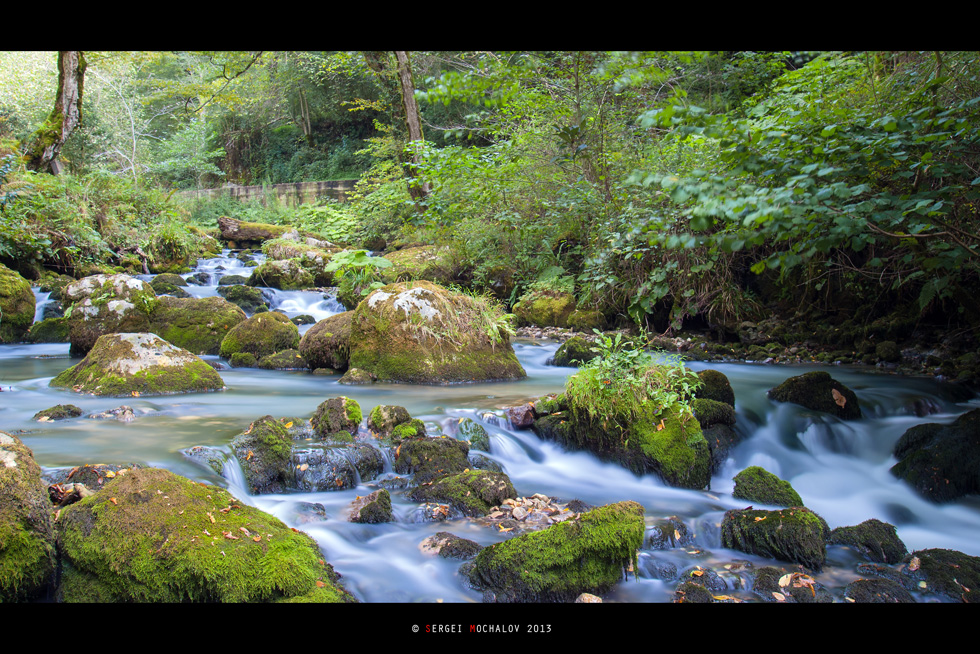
top-left (49, 333), bottom-right (224, 396)
top-left (348, 281), bottom-right (525, 384)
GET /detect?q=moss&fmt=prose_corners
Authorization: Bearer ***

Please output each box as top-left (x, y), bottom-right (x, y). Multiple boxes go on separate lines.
top-left (379, 245), bottom-right (455, 285)
top-left (471, 501), bottom-right (644, 602)
top-left (56, 468), bottom-right (354, 602)
top-left (721, 507), bottom-right (827, 571)
top-left (219, 311), bottom-right (300, 360)
top-left (339, 368), bottom-right (375, 384)
top-left (566, 309), bottom-right (604, 332)
top-left (691, 398), bottom-right (736, 428)
top-left (348, 489), bottom-right (392, 524)
top-left (513, 289), bottom-right (577, 328)
top-left (456, 418), bottom-right (490, 452)
top-left (216, 284), bottom-right (269, 314)
top-left (674, 581), bottom-right (715, 603)
top-left (149, 296), bottom-right (247, 355)
top-left (732, 466), bottom-right (804, 508)
top-left (694, 369), bottom-right (735, 407)
top-left (311, 397), bottom-right (361, 441)
top-left (0, 432), bottom-right (57, 601)
top-left (246, 259), bottom-right (314, 290)
top-left (389, 419), bottom-right (427, 444)
top-left (367, 404), bottom-right (411, 437)
top-left (408, 470), bottom-right (516, 516)
top-left (843, 578), bottom-right (915, 603)
top-left (230, 352), bottom-right (258, 368)
top-left (26, 316), bottom-right (70, 343)
top-left (50, 333), bottom-right (224, 396)
top-left (258, 349), bottom-right (308, 370)
top-left (828, 519), bottom-right (907, 564)
top-left (899, 548), bottom-right (980, 602)
top-left (0, 263), bottom-right (35, 343)
top-left (394, 436), bottom-right (469, 483)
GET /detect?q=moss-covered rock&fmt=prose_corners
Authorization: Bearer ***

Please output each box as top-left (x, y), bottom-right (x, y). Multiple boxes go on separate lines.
top-left (219, 311), bottom-right (300, 360)
top-left (513, 289), bottom-right (576, 328)
top-left (56, 467), bottom-right (354, 602)
top-left (828, 519), bottom-right (908, 564)
top-left (50, 333), bottom-right (224, 396)
top-left (550, 335), bottom-right (597, 367)
top-left (421, 532), bottom-right (483, 560)
top-left (750, 566), bottom-right (834, 603)
top-left (292, 444), bottom-right (384, 491)
top-left (298, 312), bottom-right (352, 371)
top-left (566, 309), bottom-right (605, 333)
top-left (33, 404), bottom-right (83, 421)
top-left (215, 284), bottom-right (269, 314)
top-left (63, 274), bottom-right (158, 356)
top-left (409, 470), bottom-right (516, 516)
top-left (148, 295), bottom-right (247, 355)
top-left (673, 581), bottom-right (715, 603)
top-left (230, 352), bottom-right (258, 368)
top-left (338, 368), bottom-right (375, 384)
top-left (899, 548), bottom-right (980, 602)
top-left (26, 316), bottom-right (70, 343)
top-left (348, 489), bottom-right (393, 524)
top-left (767, 371), bottom-right (861, 419)
top-left (230, 416), bottom-right (295, 495)
top-left (217, 215), bottom-right (293, 247)
top-left (367, 404), bottom-right (412, 439)
top-left (691, 398), bottom-right (736, 429)
top-left (455, 417), bottom-right (490, 452)
top-left (876, 340), bottom-right (901, 363)
top-left (349, 281), bottom-right (525, 384)
top-left (150, 273), bottom-right (189, 297)
top-left (843, 578), bottom-right (915, 603)
top-left (0, 431), bottom-right (57, 601)
top-left (246, 259), bottom-right (315, 291)
top-left (694, 369), bottom-right (735, 407)
top-left (890, 408), bottom-right (980, 503)
top-left (0, 263), bottom-right (35, 343)
top-left (721, 507), bottom-right (827, 571)
top-left (394, 436), bottom-right (470, 484)
top-left (311, 397), bottom-right (362, 442)
top-left (257, 349), bottom-right (308, 370)
top-left (470, 501), bottom-right (644, 602)
top-left (731, 466), bottom-right (804, 508)
top-left (379, 245), bottom-right (456, 286)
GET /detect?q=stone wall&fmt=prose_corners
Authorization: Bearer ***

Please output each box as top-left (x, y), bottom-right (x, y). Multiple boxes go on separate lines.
top-left (178, 180), bottom-right (357, 205)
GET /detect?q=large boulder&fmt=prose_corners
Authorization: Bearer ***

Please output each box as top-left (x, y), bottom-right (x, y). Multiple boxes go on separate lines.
top-left (299, 312), bottom-right (352, 371)
top-left (0, 431), bottom-right (57, 601)
top-left (395, 437), bottom-right (470, 484)
top-left (828, 519), bottom-right (908, 564)
top-left (379, 245), bottom-right (456, 286)
top-left (348, 281), bottom-right (525, 384)
top-left (247, 259), bottom-right (314, 291)
top-left (311, 397), bottom-right (362, 442)
top-left (0, 263), bottom-right (35, 343)
top-left (62, 274), bottom-right (157, 356)
top-left (721, 506), bottom-right (827, 571)
top-left (469, 501), bottom-right (644, 602)
top-left (56, 467), bottom-right (355, 602)
top-left (890, 408), bottom-right (980, 502)
top-left (50, 333), bottom-right (224, 396)
top-left (767, 371), bottom-right (861, 420)
top-left (219, 311), bottom-right (300, 360)
top-left (148, 295), bottom-right (247, 355)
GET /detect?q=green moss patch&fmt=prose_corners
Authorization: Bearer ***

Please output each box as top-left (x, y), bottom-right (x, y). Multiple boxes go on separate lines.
top-left (219, 311), bottom-right (300, 360)
top-left (0, 263), bottom-right (35, 343)
top-left (409, 470), bottom-right (516, 516)
top-left (731, 466), bottom-right (803, 508)
top-left (149, 295), bottom-right (247, 355)
top-left (471, 501), bottom-right (644, 602)
top-left (721, 507), bottom-right (827, 571)
top-left (56, 467), bottom-right (355, 603)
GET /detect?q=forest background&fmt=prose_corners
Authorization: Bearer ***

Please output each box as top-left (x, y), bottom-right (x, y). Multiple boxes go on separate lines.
top-left (2, 50), bottom-right (978, 364)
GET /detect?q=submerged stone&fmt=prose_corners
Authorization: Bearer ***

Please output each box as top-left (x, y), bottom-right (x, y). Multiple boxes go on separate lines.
top-left (33, 404), bottom-right (83, 421)
top-left (49, 333), bottom-right (224, 396)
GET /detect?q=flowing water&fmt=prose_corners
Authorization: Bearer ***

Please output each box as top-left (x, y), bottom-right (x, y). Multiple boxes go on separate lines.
top-left (5, 251), bottom-right (980, 604)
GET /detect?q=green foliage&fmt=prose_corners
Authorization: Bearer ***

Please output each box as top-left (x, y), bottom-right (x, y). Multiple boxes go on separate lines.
top-left (566, 329), bottom-right (703, 434)
top-left (326, 249), bottom-right (392, 299)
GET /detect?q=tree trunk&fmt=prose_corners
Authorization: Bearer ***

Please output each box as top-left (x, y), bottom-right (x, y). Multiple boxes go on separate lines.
top-left (393, 51), bottom-right (430, 202)
top-left (25, 52), bottom-right (86, 173)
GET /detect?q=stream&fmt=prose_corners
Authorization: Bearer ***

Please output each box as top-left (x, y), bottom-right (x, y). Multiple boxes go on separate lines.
top-left (4, 250), bottom-right (980, 604)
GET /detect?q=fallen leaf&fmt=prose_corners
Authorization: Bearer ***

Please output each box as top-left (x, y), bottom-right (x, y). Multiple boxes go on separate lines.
top-left (316, 580), bottom-right (326, 588)
top-left (207, 511), bottom-right (216, 524)
top-left (909, 556), bottom-right (921, 572)
top-left (772, 591), bottom-right (786, 601)
top-left (223, 531), bottom-right (238, 540)
top-left (284, 421), bottom-right (293, 428)
top-left (110, 497), bottom-right (118, 505)
top-left (832, 388), bottom-right (846, 408)
top-left (253, 536), bottom-right (262, 542)
top-left (778, 573), bottom-right (793, 588)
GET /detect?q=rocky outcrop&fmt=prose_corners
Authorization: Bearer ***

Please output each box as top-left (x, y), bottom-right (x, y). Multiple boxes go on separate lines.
top-left (49, 333), bottom-right (224, 396)
top-left (731, 466), bottom-right (804, 508)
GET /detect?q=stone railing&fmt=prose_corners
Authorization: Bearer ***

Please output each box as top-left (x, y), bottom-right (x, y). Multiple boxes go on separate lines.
top-left (177, 180), bottom-right (357, 205)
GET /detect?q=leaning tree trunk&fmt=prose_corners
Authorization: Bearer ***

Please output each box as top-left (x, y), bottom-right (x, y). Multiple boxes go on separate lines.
top-left (393, 50), bottom-right (430, 203)
top-left (25, 51), bottom-right (86, 174)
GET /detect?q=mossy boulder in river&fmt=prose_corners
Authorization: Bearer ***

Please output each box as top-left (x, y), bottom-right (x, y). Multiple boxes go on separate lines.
top-left (512, 289), bottom-right (576, 328)
top-left (311, 397), bottom-right (362, 442)
top-left (148, 295), bottom-right (247, 355)
top-left (731, 466), bottom-right (803, 508)
top-left (721, 506), bottom-right (827, 571)
top-left (0, 431), bottom-right (57, 601)
top-left (767, 371), bottom-right (861, 419)
top-left (470, 501), bottom-right (644, 602)
top-left (899, 548), bottom-right (980, 602)
top-left (890, 408), bottom-right (980, 503)
top-left (298, 311), bottom-right (352, 371)
top-left (56, 467), bottom-right (355, 602)
top-left (215, 284), bottom-right (269, 314)
top-left (827, 519), bottom-right (908, 564)
top-left (394, 436), bottom-right (470, 484)
top-left (349, 281), bottom-right (525, 384)
top-left (218, 311), bottom-right (300, 360)
top-left (348, 489), bottom-right (393, 524)
top-left (0, 263), bottom-right (35, 343)
top-left (247, 258), bottom-right (315, 290)
top-left (230, 416), bottom-right (295, 494)
top-left (550, 335), bottom-right (598, 367)
top-left (63, 274), bottom-right (157, 356)
top-left (50, 333), bottom-right (225, 396)
top-left (409, 470), bottom-right (517, 517)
